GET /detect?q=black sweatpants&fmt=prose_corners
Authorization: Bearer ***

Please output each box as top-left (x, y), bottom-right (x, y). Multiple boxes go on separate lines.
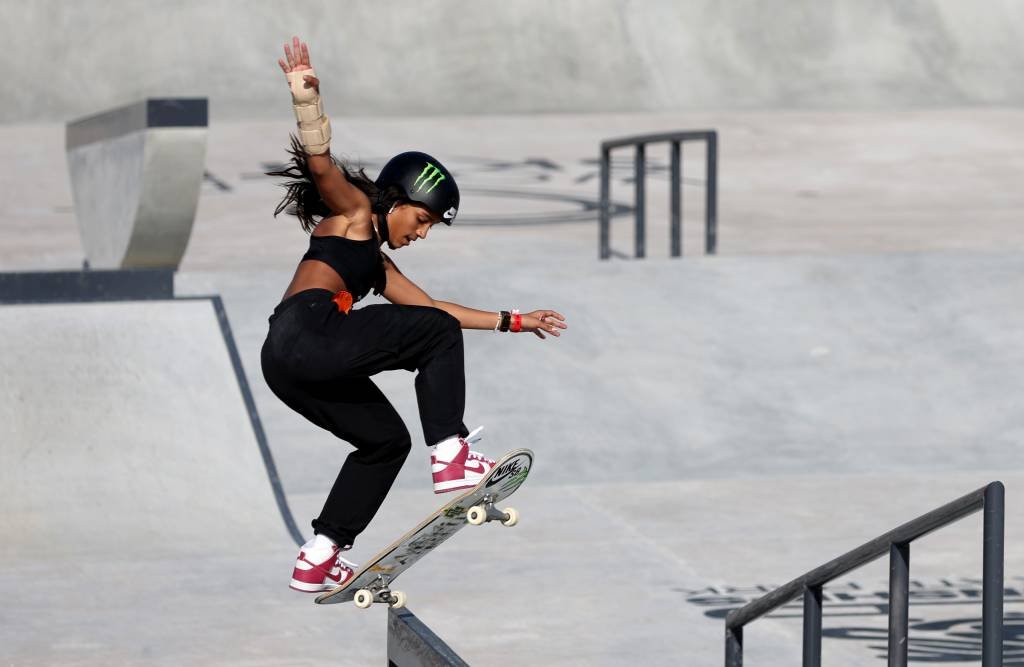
top-left (260, 288), bottom-right (469, 547)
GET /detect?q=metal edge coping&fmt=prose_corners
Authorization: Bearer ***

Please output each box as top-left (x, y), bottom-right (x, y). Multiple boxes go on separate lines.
top-left (66, 98), bottom-right (208, 150)
top-left (388, 607), bottom-right (471, 667)
top-left (0, 268), bottom-right (175, 303)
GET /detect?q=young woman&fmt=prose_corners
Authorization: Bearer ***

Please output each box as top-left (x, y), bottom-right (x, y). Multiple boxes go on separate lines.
top-left (262, 37), bottom-right (567, 593)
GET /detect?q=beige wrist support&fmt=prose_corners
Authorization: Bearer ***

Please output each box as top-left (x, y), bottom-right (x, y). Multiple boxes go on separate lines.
top-left (286, 69), bottom-right (331, 155)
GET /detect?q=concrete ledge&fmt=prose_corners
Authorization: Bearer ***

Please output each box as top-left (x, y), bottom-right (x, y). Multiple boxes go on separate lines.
top-left (388, 608), bottom-right (470, 667)
top-left (65, 98), bottom-right (207, 269)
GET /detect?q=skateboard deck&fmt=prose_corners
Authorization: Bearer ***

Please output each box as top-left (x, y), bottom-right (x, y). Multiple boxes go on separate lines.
top-left (315, 448), bottom-right (534, 607)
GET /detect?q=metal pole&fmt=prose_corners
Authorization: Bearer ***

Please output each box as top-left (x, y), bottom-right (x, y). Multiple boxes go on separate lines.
top-left (599, 147), bottom-right (611, 260)
top-left (705, 132), bottom-right (718, 255)
top-left (802, 586), bottom-right (822, 667)
top-left (887, 542), bottom-right (910, 667)
top-left (670, 140), bottom-right (681, 257)
top-left (725, 624), bottom-right (743, 667)
top-left (635, 143), bottom-right (646, 258)
top-left (982, 482), bottom-right (1005, 667)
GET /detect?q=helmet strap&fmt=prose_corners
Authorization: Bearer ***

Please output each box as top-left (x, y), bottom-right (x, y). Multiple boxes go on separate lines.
top-left (376, 205), bottom-right (393, 246)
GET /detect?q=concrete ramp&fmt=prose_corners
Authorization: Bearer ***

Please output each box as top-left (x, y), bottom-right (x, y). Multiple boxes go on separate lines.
top-left (0, 299), bottom-right (286, 560)
top-left (342, 251), bottom-right (1024, 486)
top-left (0, 298), bottom-right (319, 664)
top-left (3, 254), bottom-right (1022, 665)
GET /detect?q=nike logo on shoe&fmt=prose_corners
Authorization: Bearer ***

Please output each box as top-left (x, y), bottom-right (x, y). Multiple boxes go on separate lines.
top-left (297, 550), bottom-right (349, 578)
top-left (291, 547), bottom-right (355, 592)
top-left (464, 460), bottom-right (488, 474)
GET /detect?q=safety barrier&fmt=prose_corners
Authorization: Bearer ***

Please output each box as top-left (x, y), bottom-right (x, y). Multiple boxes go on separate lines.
top-left (724, 481), bottom-right (1005, 666)
top-left (598, 130), bottom-right (717, 259)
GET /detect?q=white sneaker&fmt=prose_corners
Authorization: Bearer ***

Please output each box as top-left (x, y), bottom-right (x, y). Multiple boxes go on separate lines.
top-left (431, 426), bottom-right (496, 494)
top-left (289, 537), bottom-right (358, 593)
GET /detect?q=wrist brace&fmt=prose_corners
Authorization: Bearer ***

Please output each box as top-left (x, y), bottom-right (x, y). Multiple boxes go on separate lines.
top-left (286, 69), bottom-right (331, 155)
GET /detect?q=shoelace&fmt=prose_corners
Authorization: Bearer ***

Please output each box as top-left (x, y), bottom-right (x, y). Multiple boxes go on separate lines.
top-left (467, 450), bottom-right (495, 465)
top-left (465, 426), bottom-right (485, 445)
top-left (329, 554), bottom-right (357, 583)
top-left (300, 546), bottom-right (338, 571)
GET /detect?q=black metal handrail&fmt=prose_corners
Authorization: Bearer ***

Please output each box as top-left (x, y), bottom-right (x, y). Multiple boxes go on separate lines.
top-left (598, 130), bottom-right (717, 260)
top-left (724, 481), bottom-right (1005, 667)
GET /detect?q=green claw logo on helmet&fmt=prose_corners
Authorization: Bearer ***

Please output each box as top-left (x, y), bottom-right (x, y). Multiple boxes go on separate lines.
top-left (413, 163), bottom-right (447, 194)
top-left (376, 151), bottom-right (460, 225)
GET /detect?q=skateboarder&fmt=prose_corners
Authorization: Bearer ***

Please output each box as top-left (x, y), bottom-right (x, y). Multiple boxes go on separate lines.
top-left (261, 37), bottom-right (567, 593)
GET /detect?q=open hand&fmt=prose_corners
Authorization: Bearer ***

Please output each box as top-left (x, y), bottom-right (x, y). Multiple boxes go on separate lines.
top-left (520, 310), bottom-right (567, 339)
top-left (278, 35), bottom-right (319, 93)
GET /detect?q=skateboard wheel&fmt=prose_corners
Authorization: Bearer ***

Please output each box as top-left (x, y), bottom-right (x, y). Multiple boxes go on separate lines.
top-left (501, 507), bottom-right (519, 527)
top-left (467, 505), bottom-right (487, 525)
top-left (390, 590), bottom-right (407, 609)
top-left (354, 589), bottom-right (374, 609)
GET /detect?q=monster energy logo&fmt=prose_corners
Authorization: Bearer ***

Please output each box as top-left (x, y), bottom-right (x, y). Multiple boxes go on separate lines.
top-left (412, 163), bottom-right (446, 194)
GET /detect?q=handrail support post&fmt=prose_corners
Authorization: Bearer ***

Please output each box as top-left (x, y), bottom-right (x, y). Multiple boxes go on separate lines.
top-left (706, 131), bottom-right (718, 255)
top-left (802, 585), bottom-right (822, 667)
top-left (634, 143), bottom-right (646, 258)
top-left (887, 542), bottom-right (910, 667)
top-left (670, 140), bottom-right (682, 257)
top-left (599, 148), bottom-right (611, 260)
top-left (725, 624), bottom-right (742, 667)
top-left (982, 482), bottom-right (1005, 666)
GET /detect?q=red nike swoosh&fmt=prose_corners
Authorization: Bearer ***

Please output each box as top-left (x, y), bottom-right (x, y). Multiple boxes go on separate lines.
top-left (464, 461), bottom-right (488, 474)
top-left (299, 552), bottom-right (348, 583)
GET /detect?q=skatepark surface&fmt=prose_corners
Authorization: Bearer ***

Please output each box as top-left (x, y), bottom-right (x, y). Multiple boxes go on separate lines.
top-left (3, 108), bottom-right (1024, 665)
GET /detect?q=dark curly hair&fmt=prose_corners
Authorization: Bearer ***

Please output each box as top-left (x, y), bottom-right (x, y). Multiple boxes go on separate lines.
top-left (265, 135), bottom-right (409, 234)
top-left (266, 135), bottom-right (414, 296)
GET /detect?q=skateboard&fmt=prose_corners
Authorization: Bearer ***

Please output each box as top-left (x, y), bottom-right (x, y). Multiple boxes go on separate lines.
top-left (314, 448), bottom-right (534, 608)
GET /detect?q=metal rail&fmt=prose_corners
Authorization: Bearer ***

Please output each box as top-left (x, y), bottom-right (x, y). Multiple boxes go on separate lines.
top-left (724, 481), bottom-right (1005, 666)
top-left (388, 607), bottom-right (470, 666)
top-left (598, 130), bottom-right (717, 259)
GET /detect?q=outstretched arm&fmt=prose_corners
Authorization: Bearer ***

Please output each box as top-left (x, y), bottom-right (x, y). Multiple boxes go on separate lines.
top-left (278, 36), bottom-right (367, 218)
top-left (381, 258), bottom-right (566, 338)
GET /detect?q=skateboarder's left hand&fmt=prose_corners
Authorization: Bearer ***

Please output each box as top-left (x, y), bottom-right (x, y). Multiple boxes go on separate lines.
top-left (278, 35), bottom-right (319, 94)
top-left (520, 310), bottom-right (567, 339)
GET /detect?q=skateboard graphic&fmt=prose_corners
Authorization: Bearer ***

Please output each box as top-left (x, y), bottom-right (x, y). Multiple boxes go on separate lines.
top-left (315, 448), bottom-right (534, 608)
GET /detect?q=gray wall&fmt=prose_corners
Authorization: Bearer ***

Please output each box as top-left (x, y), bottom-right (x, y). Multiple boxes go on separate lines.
top-left (1, 0), bottom-right (1022, 124)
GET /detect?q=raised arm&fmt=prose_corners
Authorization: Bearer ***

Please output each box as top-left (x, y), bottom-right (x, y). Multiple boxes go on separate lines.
top-left (278, 36), bottom-right (367, 218)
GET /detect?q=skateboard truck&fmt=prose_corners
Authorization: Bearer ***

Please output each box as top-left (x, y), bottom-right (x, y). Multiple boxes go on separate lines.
top-left (354, 575), bottom-right (407, 609)
top-left (466, 493), bottom-right (519, 527)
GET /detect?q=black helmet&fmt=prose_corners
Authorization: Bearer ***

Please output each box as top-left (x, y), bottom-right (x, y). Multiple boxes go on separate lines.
top-left (375, 151), bottom-right (459, 225)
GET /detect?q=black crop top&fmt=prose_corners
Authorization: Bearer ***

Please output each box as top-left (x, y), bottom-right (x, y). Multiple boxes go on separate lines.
top-left (301, 235), bottom-right (386, 302)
